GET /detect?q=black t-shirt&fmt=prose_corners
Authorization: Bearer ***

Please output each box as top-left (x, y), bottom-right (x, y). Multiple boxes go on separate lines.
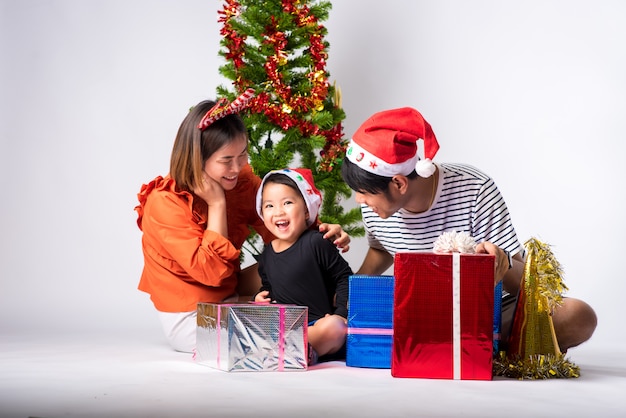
top-left (257, 229), bottom-right (352, 322)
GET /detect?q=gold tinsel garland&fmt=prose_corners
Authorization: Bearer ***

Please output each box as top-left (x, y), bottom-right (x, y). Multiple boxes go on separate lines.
top-left (493, 237), bottom-right (580, 380)
top-left (493, 352), bottom-right (580, 380)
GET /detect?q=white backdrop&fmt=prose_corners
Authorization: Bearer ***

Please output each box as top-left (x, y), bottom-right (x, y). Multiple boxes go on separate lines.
top-left (1, 0), bottom-right (624, 347)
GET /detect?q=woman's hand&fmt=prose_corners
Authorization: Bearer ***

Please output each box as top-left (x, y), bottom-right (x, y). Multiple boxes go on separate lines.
top-left (318, 223), bottom-right (351, 253)
top-left (193, 174), bottom-right (227, 237)
top-left (193, 174), bottom-right (225, 207)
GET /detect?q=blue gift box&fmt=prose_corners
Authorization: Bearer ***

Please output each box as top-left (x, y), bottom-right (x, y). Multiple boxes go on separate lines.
top-left (493, 281), bottom-right (503, 355)
top-left (346, 275), bottom-right (394, 368)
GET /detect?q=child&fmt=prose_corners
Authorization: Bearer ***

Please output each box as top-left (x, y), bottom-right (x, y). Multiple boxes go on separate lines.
top-left (254, 169), bottom-right (353, 364)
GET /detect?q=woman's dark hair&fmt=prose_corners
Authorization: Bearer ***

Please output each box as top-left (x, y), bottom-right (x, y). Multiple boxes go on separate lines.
top-left (341, 157), bottom-right (418, 195)
top-left (169, 100), bottom-right (247, 192)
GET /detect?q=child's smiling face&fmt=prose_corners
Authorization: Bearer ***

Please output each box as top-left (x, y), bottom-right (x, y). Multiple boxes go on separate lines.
top-left (260, 182), bottom-right (309, 246)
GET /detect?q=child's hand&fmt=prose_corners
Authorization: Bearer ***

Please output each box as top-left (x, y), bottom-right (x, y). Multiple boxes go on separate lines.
top-left (254, 291), bottom-right (271, 303)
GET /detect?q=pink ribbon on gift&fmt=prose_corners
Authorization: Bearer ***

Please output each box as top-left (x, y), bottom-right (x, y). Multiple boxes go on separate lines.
top-left (347, 327), bottom-right (394, 336)
top-left (278, 306), bottom-right (285, 372)
top-left (247, 301), bottom-right (286, 371)
top-left (216, 306), bottom-right (223, 370)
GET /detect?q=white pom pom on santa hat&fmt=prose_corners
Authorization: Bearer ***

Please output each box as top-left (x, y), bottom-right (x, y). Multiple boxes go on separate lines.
top-left (345, 107), bottom-right (440, 178)
top-left (416, 158), bottom-right (436, 178)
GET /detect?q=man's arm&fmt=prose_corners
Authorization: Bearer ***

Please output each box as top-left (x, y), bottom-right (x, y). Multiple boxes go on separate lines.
top-left (356, 247), bottom-right (394, 276)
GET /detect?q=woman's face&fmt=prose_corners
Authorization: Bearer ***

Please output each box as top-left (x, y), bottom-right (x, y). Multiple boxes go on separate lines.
top-left (203, 136), bottom-right (249, 191)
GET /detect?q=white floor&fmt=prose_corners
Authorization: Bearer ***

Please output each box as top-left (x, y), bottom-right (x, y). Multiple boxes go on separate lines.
top-left (1, 330), bottom-right (625, 418)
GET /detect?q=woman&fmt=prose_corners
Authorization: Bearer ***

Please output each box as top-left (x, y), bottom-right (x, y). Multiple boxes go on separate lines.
top-left (135, 93), bottom-right (350, 353)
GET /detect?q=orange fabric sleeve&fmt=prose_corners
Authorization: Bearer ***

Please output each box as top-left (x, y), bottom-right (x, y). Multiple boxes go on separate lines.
top-left (136, 176), bottom-right (240, 311)
top-left (147, 190), bottom-right (240, 286)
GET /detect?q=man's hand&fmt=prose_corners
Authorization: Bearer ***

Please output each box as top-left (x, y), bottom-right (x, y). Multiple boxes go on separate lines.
top-left (318, 223), bottom-right (351, 253)
top-left (475, 241), bottom-right (510, 284)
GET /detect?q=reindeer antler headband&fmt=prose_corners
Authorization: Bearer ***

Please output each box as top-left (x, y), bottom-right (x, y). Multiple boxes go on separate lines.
top-left (197, 88), bottom-right (256, 130)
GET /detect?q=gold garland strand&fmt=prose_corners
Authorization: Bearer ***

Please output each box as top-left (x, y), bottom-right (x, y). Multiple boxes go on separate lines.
top-left (493, 351), bottom-right (580, 380)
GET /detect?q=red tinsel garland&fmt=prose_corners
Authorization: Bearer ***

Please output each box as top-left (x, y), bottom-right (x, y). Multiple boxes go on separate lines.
top-left (218, 0), bottom-right (345, 171)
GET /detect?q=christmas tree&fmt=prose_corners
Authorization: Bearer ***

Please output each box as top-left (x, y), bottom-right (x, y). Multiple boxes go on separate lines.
top-left (216, 0), bottom-right (364, 257)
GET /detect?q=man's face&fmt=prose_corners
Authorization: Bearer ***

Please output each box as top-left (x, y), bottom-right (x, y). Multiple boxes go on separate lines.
top-left (354, 188), bottom-right (403, 219)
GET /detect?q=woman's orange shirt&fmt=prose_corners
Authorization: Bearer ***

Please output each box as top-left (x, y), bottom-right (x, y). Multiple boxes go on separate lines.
top-left (135, 165), bottom-right (273, 312)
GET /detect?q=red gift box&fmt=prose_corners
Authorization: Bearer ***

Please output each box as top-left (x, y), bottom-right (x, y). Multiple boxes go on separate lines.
top-left (392, 252), bottom-right (495, 380)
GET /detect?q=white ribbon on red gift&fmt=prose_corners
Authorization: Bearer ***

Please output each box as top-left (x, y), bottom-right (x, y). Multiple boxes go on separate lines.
top-left (434, 231), bottom-right (477, 380)
top-left (452, 252), bottom-right (462, 380)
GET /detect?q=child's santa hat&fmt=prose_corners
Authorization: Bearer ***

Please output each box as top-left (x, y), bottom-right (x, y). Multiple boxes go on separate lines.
top-left (256, 168), bottom-right (322, 227)
top-left (346, 107), bottom-right (440, 177)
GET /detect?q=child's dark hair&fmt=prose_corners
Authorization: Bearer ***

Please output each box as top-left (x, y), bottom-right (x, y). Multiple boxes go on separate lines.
top-left (262, 172), bottom-right (301, 197)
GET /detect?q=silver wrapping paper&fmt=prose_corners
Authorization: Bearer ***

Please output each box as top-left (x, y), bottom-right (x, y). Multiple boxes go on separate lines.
top-left (196, 303), bottom-right (308, 372)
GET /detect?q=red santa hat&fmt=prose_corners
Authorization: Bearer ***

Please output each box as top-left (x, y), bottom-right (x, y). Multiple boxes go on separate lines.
top-left (346, 107), bottom-right (440, 177)
top-left (256, 168), bottom-right (322, 227)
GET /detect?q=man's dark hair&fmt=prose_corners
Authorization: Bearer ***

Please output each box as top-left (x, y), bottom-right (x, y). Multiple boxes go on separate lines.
top-left (341, 158), bottom-right (418, 194)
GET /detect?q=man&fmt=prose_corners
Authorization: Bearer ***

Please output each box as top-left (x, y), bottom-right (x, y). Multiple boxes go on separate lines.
top-left (341, 107), bottom-right (596, 352)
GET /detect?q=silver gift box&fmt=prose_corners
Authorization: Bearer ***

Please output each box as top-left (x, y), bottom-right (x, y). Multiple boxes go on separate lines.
top-left (196, 303), bottom-right (308, 372)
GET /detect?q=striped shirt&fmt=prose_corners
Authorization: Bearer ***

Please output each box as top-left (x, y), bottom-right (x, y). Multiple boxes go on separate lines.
top-left (363, 163), bottom-right (523, 257)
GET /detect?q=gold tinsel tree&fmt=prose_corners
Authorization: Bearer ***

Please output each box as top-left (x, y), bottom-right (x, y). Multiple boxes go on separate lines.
top-left (493, 238), bottom-right (580, 379)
